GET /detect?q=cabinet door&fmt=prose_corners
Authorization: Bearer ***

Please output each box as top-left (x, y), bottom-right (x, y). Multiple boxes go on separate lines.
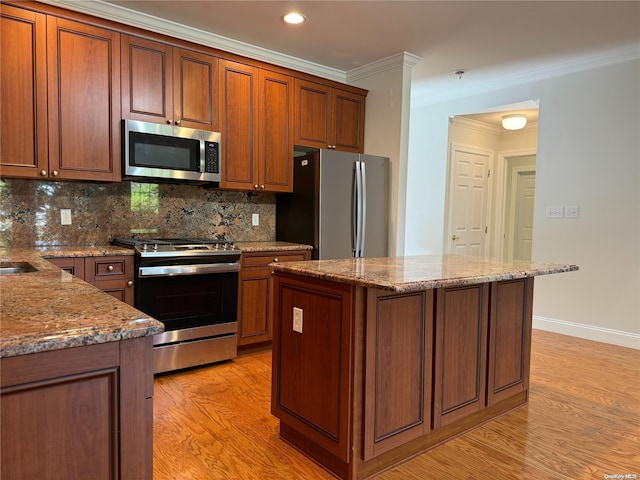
top-left (46, 256), bottom-right (85, 279)
top-left (487, 278), bottom-right (534, 406)
top-left (294, 78), bottom-right (332, 149)
top-left (94, 278), bottom-right (134, 305)
top-left (258, 70), bottom-right (293, 192)
top-left (47, 17), bottom-right (121, 181)
top-left (238, 269), bottom-right (271, 346)
top-left (219, 60), bottom-right (259, 190)
top-left (332, 88), bottom-right (365, 153)
top-left (0, 5), bottom-right (48, 179)
top-left (433, 284), bottom-right (488, 427)
top-left (174, 48), bottom-right (219, 130)
top-left (121, 35), bottom-right (173, 123)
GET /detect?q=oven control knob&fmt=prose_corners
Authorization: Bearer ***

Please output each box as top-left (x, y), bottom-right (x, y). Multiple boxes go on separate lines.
top-left (153, 244), bottom-right (158, 251)
top-left (214, 243), bottom-right (219, 249)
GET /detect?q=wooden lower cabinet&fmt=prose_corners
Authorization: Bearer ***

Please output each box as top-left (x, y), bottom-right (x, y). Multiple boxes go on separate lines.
top-left (238, 249), bottom-right (310, 347)
top-left (272, 272), bottom-right (535, 479)
top-left (0, 336), bottom-right (154, 480)
top-left (46, 255), bottom-right (134, 306)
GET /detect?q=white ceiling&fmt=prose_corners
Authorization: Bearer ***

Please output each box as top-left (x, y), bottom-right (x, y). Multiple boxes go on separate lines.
top-left (43, 1), bottom-right (640, 116)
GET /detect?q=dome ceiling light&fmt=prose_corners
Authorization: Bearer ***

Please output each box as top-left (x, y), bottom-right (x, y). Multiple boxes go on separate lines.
top-left (283, 12), bottom-right (306, 24)
top-left (502, 114), bottom-right (527, 130)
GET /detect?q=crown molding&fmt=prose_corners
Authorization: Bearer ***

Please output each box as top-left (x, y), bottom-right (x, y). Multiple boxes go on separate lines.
top-left (450, 116), bottom-right (538, 135)
top-left (35, 0), bottom-right (347, 83)
top-left (413, 43), bottom-right (640, 108)
top-left (347, 51), bottom-right (422, 83)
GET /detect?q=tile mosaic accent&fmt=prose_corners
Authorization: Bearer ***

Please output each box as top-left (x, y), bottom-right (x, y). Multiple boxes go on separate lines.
top-left (0, 179), bottom-right (276, 247)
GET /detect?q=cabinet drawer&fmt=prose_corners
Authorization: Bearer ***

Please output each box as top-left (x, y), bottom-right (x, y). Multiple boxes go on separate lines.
top-left (241, 251), bottom-right (309, 269)
top-left (85, 256), bottom-right (133, 282)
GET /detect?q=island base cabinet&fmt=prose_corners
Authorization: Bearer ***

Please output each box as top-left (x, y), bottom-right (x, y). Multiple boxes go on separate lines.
top-left (271, 272), bottom-right (536, 480)
top-left (0, 337), bottom-right (154, 480)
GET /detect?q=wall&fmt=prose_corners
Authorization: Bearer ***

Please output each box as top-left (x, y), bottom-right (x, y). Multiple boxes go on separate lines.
top-left (406, 59), bottom-right (640, 348)
top-left (0, 179), bottom-right (275, 247)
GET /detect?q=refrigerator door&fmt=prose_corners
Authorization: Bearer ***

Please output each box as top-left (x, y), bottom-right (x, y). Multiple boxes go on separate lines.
top-left (319, 150), bottom-right (358, 259)
top-left (360, 154), bottom-right (389, 258)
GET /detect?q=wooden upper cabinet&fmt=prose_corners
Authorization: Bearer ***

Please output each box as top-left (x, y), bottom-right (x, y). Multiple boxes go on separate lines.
top-left (258, 70), bottom-right (294, 193)
top-left (122, 35), bottom-right (219, 131)
top-left (47, 17), bottom-right (121, 181)
top-left (219, 60), bottom-right (259, 190)
top-left (294, 78), bottom-right (365, 153)
top-left (0, 5), bottom-right (48, 179)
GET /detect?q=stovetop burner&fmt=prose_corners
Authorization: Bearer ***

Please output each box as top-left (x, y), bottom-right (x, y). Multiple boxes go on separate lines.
top-left (111, 237), bottom-right (239, 258)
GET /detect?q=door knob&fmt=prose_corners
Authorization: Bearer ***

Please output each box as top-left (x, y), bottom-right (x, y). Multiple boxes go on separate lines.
top-left (451, 234), bottom-right (461, 241)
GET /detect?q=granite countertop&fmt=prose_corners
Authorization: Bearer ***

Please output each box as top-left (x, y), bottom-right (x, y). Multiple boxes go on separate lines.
top-left (271, 254), bottom-right (579, 293)
top-left (0, 248), bottom-right (163, 359)
top-left (234, 241), bottom-right (312, 252)
top-left (36, 244), bottom-right (134, 258)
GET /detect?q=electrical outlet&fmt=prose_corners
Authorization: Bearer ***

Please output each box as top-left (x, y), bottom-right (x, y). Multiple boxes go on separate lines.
top-left (60, 209), bottom-right (72, 225)
top-left (565, 206), bottom-right (579, 218)
top-left (252, 213), bottom-right (259, 226)
top-left (293, 307), bottom-right (303, 333)
top-left (546, 206), bottom-right (564, 218)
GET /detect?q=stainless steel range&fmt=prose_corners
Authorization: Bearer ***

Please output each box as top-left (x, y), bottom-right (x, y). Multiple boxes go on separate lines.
top-left (112, 237), bottom-right (240, 374)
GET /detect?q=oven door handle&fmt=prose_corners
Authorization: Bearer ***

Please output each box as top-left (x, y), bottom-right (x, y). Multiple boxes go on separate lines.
top-left (138, 262), bottom-right (240, 277)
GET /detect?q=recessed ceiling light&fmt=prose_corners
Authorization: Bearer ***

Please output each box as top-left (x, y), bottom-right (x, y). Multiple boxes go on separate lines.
top-left (283, 12), bottom-right (306, 24)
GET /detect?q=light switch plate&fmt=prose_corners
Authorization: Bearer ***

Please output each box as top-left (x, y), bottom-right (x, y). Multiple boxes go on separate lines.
top-left (565, 206), bottom-right (579, 218)
top-left (293, 307), bottom-right (303, 333)
top-left (546, 206), bottom-right (564, 218)
top-left (60, 209), bottom-right (72, 225)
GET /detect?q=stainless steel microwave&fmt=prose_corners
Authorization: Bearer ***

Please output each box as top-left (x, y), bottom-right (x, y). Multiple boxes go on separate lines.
top-left (123, 119), bottom-right (221, 184)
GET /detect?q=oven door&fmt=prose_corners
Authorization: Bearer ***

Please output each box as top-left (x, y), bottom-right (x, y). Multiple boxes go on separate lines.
top-left (136, 262), bottom-right (239, 335)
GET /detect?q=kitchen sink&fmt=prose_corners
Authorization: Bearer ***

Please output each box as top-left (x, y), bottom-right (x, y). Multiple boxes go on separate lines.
top-left (0, 261), bottom-right (38, 275)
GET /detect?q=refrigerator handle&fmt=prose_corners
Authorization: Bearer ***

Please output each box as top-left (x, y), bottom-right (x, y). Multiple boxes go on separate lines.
top-left (351, 162), bottom-right (358, 256)
top-left (360, 161), bottom-right (367, 257)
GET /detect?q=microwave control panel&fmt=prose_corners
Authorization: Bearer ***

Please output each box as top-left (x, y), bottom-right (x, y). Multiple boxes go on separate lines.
top-left (204, 142), bottom-right (219, 174)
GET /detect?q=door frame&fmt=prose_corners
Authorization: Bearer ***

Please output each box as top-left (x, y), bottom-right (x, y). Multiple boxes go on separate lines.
top-left (444, 142), bottom-right (495, 257)
top-left (505, 166), bottom-right (536, 260)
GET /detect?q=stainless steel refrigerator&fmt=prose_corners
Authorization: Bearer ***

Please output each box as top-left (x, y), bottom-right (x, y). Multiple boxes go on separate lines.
top-left (276, 147), bottom-right (390, 260)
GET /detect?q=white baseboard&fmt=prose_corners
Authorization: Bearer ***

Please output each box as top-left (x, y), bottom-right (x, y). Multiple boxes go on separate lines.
top-left (533, 316), bottom-right (640, 350)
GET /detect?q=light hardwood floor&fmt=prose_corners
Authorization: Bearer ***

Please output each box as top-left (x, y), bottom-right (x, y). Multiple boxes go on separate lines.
top-left (153, 330), bottom-right (640, 479)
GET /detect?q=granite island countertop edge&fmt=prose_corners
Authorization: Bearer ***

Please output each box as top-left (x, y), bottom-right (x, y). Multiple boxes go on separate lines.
top-left (271, 254), bottom-right (579, 293)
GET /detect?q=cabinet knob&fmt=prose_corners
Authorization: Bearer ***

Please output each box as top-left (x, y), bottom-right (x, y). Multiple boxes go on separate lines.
top-left (107, 265), bottom-right (114, 272)
top-left (175, 119), bottom-right (181, 125)
top-left (166, 119), bottom-right (172, 125)
top-left (52, 170), bottom-right (59, 177)
top-left (40, 170), bottom-right (47, 176)
top-left (260, 184), bottom-right (265, 189)
top-left (254, 184), bottom-right (259, 189)
top-left (273, 258), bottom-right (279, 262)
top-left (127, 280), bottom-right (133, 287)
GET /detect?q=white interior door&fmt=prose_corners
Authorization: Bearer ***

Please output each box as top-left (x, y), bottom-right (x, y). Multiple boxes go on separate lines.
top-left (512, 170), bottom-right (536, 260)
top-left (446, 145), bottom-right (491, 255)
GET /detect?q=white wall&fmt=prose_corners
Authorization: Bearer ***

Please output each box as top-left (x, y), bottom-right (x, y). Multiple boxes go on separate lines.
top-left (406, 59), bottom-right (640, 348)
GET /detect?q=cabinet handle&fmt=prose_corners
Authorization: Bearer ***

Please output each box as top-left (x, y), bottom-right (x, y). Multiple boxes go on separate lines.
top-left (127, 280), bottom-right (133, 287)
top-left (107, 265), bottom-right (114, 271)
top-left (273, 258), bottom-right (279, 262)
top-left (166, 119), bottom-right (172, 125)
top-left (260, 185), bottom-right (265, 189)
top-left (175, 119), bottom-right (181, 125)
top-left (52, 170), bottom-right (59, 177)
top-left (254, 184), bottom-right (259, 189)
top-left (40, 170), bottom-right (47, 176)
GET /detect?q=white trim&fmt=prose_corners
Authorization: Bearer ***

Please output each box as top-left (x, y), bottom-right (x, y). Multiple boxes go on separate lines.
top-left (36, 0), bottom-right (346, 83)
top-left (494, 148), bottom-right (537, 258)
top-left (412, 43), bottom-right (640, 108)
top-left (533, 316), bottom-right (640, 350)
top-left (347, 51), bottom-right (422, 83)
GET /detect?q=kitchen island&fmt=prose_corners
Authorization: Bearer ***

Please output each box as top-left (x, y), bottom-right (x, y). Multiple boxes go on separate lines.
top-left (0, 248), bottom-right (164, 480)
top-left (270, 254), bottom-right (578, 480)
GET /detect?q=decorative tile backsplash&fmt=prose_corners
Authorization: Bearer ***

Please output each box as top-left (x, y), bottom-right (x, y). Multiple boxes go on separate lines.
top-left (0, 179), bottom-right (276, 247)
